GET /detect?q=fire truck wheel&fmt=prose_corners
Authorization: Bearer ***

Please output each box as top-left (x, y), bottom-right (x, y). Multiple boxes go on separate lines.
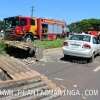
top-left (24, 34), bottom-right (34, 42)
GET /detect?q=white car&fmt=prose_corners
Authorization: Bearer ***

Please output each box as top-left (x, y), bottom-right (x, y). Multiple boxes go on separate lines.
top-left (63, 34), bottom-right (100, 62)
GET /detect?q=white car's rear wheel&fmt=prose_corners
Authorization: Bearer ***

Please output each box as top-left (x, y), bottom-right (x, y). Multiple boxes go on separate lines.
top-left (64, 54), bottom-right (67, 58)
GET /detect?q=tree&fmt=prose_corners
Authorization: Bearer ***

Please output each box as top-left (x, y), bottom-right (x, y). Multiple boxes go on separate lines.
top-left (0, 20), bottom-right (4, 31)
top-left (68, 18), bottom-right (100, 33)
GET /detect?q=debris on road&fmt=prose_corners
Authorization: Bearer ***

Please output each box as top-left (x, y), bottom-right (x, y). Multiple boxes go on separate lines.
top-left (0, 55), bottom-right (62, 100)
top-left (0, 40), bottom-right (43, 61)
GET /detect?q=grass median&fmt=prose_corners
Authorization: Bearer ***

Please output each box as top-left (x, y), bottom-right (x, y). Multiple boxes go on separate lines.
top-left (0, 38), bottom-right (64, 55)
top-left (34, 38), bottom-right (64, 49)
top-left (0, 42), bottom-right (6, 54)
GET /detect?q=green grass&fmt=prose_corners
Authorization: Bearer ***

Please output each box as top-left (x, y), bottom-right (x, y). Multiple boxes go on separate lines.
top-left (0, 42), bottom-right (6, 54)
top-left (0, 38), bottom-right (65, 55)
top-left (34, 38), bottom-right (64, 49)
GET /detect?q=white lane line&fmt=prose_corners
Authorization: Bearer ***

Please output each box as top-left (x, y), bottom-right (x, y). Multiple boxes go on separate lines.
top-left (54, 77), bottom-right (64, 81)
top-left (93, 66), bottom-right (100, 72)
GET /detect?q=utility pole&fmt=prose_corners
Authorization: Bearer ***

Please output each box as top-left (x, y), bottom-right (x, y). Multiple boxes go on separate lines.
top-left (31, 6), bottom-right (34, 18)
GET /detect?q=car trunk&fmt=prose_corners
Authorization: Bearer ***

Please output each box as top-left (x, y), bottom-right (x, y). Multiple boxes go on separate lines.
top-left (65, 40), bottom-right (90, 50)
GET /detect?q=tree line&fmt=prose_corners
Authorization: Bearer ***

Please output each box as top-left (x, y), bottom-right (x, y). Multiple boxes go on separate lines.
top-left (68, 19), bottom-right (100, 33)
top-left (0, 20), bottom-right (4, 31)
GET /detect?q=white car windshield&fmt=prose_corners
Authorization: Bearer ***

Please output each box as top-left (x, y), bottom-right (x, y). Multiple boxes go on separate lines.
top-left (69, 35), bottom-right (91, 42)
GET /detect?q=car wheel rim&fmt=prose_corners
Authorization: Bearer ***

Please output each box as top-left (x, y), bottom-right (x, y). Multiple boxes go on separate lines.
top-left (25, 35), bottom-right (32, 42)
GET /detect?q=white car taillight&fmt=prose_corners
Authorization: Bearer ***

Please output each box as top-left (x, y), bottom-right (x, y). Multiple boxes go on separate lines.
top-left (63, 42), bottom-right (68, 46)
top-left (82, 44), bottom-right (91, 49)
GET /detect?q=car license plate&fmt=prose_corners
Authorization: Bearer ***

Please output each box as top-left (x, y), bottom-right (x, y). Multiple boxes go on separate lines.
top-left (71, 44), bottom-right (80, 47)
top-left (71, 45), bottom-right (79, 48)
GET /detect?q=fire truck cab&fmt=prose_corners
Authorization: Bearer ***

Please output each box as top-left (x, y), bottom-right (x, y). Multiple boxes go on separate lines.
top-left (4, 16), bottom-right (37, 41)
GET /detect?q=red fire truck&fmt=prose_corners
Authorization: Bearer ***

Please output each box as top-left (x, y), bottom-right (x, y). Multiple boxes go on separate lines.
top-left (4, 16), bottom-right (65, 41)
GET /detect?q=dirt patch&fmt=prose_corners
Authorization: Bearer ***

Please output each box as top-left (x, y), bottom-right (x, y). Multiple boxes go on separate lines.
top-left (0, 55), bottom-right (61, 100)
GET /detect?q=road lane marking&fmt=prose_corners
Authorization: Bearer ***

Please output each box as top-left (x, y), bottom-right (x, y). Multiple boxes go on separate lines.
top-left (93, 66), bottom-right (100, 72)
top-left (54, 77), bottom-right (64, 81)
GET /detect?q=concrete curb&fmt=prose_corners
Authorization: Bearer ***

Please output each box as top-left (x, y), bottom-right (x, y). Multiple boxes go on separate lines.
top-left (44, 47), bottom-right (62, 53)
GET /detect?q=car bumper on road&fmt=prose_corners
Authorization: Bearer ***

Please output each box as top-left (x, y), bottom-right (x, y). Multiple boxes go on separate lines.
top-left (63, 47), bottom-right (93, 58)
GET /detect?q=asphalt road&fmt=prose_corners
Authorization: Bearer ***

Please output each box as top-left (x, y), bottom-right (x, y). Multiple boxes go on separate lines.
top-left (30, 48), bottom-right (100, 100)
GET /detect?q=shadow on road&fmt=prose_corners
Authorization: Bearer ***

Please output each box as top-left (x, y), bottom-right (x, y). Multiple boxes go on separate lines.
top-left (60, 55), bottom-right (89, 64)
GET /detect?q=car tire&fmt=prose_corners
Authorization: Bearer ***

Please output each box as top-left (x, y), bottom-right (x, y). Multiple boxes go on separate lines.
top-left (23, 34), bottom-right (34, 42)
top-left (64, 54), bottom-right (70, 60)
top-left (64, 54), bottom-right (67, 58)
